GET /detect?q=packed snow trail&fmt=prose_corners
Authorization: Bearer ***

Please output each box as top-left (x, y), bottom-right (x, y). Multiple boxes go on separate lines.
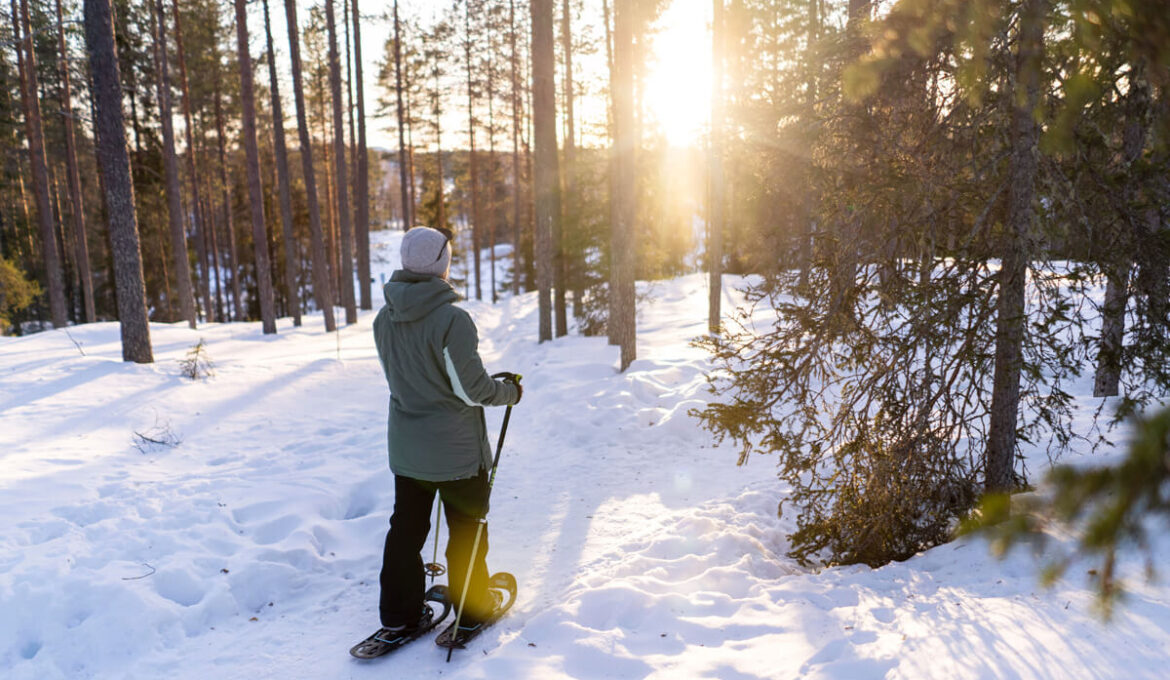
top-left (1, 230), bottom-right (1167, 679)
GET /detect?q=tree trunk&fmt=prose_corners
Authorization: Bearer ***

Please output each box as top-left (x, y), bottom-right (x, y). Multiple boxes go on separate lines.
top-left (557, 0), bottom-right (573, 333)
top-left (986, 0), bottom-right (1044, 494)
top-left (212, 33), bottom-right (244, 322)
top-left (325, 0), bottom-right (356, 324)
top-left (352, 0), bottom-right (371, 309)
top-left (609, 0), bottom-right (636, 369)
top-left (708, 0), bottom-right (725, 335)
top-left (15, 0), bottom-right (67, 328)
top-left (466, 1), bottom-right (483, 301)
top-left (152, 0), bottom-right (196, 328)
top-left (55, 0), bottom-right (96, 323)
top-left (487, 22), bottom-right (499, 304)
top-left (510, 0), bottom-right (522, 296)
top-left (171, 0), bottom-right (214, 323)
top-left (83, 0), bottom-right (152, 361)
top-left (233, 0), bottom-right (277, 334)
top-left (393, 1), bottom-right (412, 231)
top-left (285, 0), bottom-right (337, 331)
top-left (797, 0), bottom-right (817, 288)
top-left (531, 0), bottom-right (559, 343)
top-left (1094, 64), bottom-right (1151, 398)
top-left (261, 0), bottom-right (301, 326)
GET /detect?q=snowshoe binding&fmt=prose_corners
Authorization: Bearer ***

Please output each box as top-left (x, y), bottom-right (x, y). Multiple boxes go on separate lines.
top-left (435, 572), bottom-right (517, 652)
top-left (350, 585), bottom-right (453, 659)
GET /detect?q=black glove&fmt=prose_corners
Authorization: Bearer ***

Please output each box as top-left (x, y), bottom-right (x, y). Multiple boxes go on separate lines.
top-left (493, 372), bottom-right (522, 404)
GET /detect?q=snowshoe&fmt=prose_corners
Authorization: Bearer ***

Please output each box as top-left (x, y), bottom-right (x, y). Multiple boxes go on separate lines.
top-left (350, 584), bottom-right (453, 659)
top-left (435, 572), bottom-right (517, 651)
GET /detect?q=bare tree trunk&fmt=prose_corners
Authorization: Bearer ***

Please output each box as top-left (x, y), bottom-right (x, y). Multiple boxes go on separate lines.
top-left (986, 0), bottom-right (1044, 493)
top-left (798, 0), bottom-right (817, 288)
top-left (233, 0), bottom-right (277, 334)
top-left (1094, 65), bottom-right (1150, 398)
top-left (171, 0), bottom-right (214, 323)
top-left (609, 0), bottom-right (636, 370)
top-left (284, 0), bottom-right (337, 331)
top-left (510, 0), bottom-right (522, 295)
top-left (487, 22), bottom-right (499, 304)
top-left (152, 0), bottom-right (196, 328)
top-left (15, 0), bottom-right (67, 328)
top-left (531, 0), bottom-right (559, 342)
top-left (55, 0), bottom-right (95, 323)
top-left (352, 0), bottom-right (371, 309)
top-left (466, 1), bottom-right (483, 300)
top-left (557, 0), bottom-right (573, 333)
top-left (324, 0), bottom-right (356, 324)
top-left (393, 0), bottom-right (412, 231)
top-left (213, 72), bottom-right (244, 321)
top-left (260, 0), bottom-right (302, 326)
top-left (708, 0), bottom-right (724, 335)
top-left (83, 0), bottom-right (152, 361)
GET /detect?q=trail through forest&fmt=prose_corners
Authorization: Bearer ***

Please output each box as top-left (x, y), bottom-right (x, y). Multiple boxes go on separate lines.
top-left (1, 231), bottom-right (1167, 679)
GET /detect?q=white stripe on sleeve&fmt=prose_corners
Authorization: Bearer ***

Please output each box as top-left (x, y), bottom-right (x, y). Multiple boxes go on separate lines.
top-left (444, 346), bottom-right (478, 406)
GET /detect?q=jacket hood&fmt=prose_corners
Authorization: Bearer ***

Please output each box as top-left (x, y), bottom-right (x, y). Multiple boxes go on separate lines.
top-left (382, 269), bottom-right (459, 323)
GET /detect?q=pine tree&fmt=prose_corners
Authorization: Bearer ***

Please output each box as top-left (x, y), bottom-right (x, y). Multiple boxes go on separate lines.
top-left (324, 0), bottom-right (356, 325)
top-left (609, 0), bottom-right (635, 370)
top-left (54, 0), bottom-right (95, 323)
top-left (530, 0), bottom-right (559, 343)
top-left (261, 0), bottom-right (301, 327)
top-left (284, 0), bottom-right (336, 332)
top-left (83, 0), bottom-right (152, 362)
top-left (151, 0), bottom-right (196, 328)
top-left (233, 0), bottom-right (277, 334)
top-left (14, 0), bottom-right (67, 328)
top-left (352, 0), bottom-right (371, 310)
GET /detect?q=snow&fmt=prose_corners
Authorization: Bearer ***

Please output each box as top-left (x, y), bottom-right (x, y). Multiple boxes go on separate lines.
top-left (2, 229), bottom-right (1167, 679)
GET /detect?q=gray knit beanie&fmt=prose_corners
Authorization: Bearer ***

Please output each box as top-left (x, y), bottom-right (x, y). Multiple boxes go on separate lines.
top-left (400, 226), bottom-right (451, 278)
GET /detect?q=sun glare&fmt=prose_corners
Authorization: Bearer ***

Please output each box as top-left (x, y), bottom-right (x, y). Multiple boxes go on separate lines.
top-left (642, 1), bottom-right (713, 148)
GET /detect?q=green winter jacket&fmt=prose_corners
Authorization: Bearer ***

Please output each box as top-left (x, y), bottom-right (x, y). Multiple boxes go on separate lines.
top-left (373, 270), bottom-right (519, 481)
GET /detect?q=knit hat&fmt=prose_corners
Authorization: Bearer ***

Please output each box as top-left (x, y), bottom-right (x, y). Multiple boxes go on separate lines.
top-left (400, 226), bottom-right (452, 278)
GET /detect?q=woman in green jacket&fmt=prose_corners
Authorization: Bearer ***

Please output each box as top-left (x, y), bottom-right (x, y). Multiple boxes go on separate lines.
top-left (372, 226), bottom-right (521, 636)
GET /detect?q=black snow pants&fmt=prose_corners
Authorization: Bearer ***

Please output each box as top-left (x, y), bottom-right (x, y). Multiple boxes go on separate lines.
top-left (379, 470), bottom-right (493, 628)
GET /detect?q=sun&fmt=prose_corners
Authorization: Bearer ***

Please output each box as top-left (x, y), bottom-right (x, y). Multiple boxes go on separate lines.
top-left (641, 1), bottom-right (713, 148)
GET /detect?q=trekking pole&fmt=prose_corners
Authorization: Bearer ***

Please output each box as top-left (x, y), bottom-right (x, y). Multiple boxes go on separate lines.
top-left (424, 500), bottom-right (445, 582)
top-left (446, 372), bottom-right (520, 663)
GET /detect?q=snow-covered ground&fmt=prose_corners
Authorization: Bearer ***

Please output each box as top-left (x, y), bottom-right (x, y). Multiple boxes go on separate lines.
top-left (1, 230), bottom-right (1167, 679)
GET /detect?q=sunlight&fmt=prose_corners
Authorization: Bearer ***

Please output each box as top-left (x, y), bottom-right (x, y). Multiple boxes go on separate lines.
top-left (642, 1), bottom-right (712, 148)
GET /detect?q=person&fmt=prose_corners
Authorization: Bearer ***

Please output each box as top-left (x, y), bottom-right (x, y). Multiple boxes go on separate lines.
top-left (372, 226), bottom-right (521, 638)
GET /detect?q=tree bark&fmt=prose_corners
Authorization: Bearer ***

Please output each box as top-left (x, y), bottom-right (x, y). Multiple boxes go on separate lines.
top-left (171, 0), bottom-right (214, 323)
top-left (487, 20), bottom-right (500, 304)
top-left (284, 0), bottom-right (337, 331)
top-left (325, 0), bottom-right (356, 324)
top-left (466, 1), bottom-right (483, 301)
top-left (352, 0), bottom-right (371, 309)
top-left (152, 0), bottom-right (197, 328)
top-left (260, 0), bottom-right (301, 327)
top-left (15, 0), bottom-right (67, 328)
top-left (83, 0), bottom-right (152, 361)
top-left (708, 0), bottom-right (725, 335)
top-left (233, 0), bottom-right (277, 334)
top-left (212, 27), bottom-right (244, 322)
top-left (393, 0), bottom-right (412, 231)
top-left (610, 0), bottom-right (636, 369)
top-left (556, 0), bottom-right (572, 333)
top-left (531, 0), bottom-right (559, 343)
top-left (510, 0), bottom-right (522, 296)
top-left (1094, 64), bottom-right (1151, 398)
top-left (55, 0), bottom-right (95, 323)
top-left (986, 0), bottom-right (1044, 494)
